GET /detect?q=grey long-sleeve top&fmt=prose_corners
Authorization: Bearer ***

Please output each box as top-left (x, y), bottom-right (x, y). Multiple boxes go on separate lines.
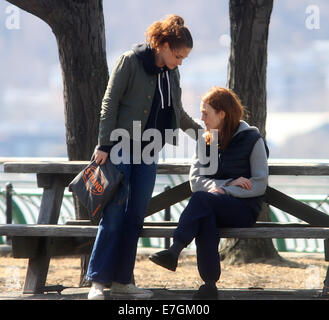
top-left (189, 121), bottom-right (269, 198)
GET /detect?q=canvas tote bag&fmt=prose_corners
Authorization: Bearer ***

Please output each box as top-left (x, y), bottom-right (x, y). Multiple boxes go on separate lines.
top-left (69, 157), bottom-right (126, 225)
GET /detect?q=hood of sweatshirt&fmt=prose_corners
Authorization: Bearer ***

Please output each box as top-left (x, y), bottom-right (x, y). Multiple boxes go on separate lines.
top-left (132, 43), bottom-right (169, 75)
top-left (233, 120), bottom-right (260, 137)
top-left (132, 43), bottom-right (171, 108)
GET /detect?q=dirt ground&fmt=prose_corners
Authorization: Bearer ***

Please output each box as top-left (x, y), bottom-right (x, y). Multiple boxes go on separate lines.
top-left (0, 249), bottom-right (328, 293)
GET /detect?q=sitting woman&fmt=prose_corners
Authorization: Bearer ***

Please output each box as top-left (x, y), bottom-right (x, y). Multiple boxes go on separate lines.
top-left (149, 86), bottom-right (269, 299)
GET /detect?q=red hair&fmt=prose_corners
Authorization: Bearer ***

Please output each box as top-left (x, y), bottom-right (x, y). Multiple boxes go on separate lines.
top-left (202, 87), bottom-right (244, 150)
top-left (145, 14), bottom-right (193, 50)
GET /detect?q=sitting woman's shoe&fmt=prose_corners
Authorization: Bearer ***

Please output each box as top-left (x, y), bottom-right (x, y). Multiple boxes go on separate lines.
top-left (192, 284), bottom-right (218, 300)
top-left (149, 250), bottom-right (178, 271)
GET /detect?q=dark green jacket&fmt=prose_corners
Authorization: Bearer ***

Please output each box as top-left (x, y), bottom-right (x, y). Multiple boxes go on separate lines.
top-left (98, 49), bottom-right (201, 146)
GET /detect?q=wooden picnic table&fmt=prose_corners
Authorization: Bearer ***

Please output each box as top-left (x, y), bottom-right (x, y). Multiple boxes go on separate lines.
top-left (2, 159), bottom-right (329, 296)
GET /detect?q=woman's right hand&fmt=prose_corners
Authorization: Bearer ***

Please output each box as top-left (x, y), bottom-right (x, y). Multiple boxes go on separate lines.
top-left (94, 149), bottom-right (109, 165)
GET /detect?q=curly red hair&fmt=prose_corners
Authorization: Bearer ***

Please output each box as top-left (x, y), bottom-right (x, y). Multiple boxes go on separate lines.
top-left (145, 14), bottom-right (193, 50)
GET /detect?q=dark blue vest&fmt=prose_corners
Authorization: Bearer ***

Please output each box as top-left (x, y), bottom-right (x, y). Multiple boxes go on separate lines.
top-left (208, 129), bottom-right (265, 180)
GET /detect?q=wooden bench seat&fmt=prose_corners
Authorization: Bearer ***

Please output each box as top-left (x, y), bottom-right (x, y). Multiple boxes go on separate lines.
top-left (1, 220), bottom-right (329, 296)
top-left (1, 221), bottom-right (329, 239)
top-left (1, 221), bottom-right (329, 260)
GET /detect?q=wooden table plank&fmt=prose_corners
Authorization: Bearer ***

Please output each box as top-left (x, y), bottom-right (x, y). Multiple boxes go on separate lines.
top-left (1, 224), bottom-right (329, 239)
top-left (3, 161), bottom-right (87, 174)
top-left (3, 160), bottom-right (329, 176)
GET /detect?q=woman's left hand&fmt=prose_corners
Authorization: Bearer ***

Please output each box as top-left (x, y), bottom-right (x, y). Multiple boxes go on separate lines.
top-left (228, 177), bottom-right (252, 190)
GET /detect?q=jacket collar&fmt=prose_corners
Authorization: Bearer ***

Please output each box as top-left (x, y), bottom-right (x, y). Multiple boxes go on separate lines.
top-left (132, 43), bottom-right (170, 75)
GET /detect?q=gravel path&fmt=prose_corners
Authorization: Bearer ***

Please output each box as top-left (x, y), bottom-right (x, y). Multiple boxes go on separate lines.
top-left (0, 249), bottom-right (327, 296)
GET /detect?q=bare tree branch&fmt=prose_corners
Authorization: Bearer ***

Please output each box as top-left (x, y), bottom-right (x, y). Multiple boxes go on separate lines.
top-left (5, 0), bottom-right (53, 23)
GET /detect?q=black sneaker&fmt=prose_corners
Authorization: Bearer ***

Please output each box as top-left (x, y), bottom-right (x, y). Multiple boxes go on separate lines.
top-left (149, 250), bottom-right (178, 271)
top-left (192, 284), bottom-right (218, 300)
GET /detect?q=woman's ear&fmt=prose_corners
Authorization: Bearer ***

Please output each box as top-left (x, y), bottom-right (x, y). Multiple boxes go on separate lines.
top-left (219, 110), bottom-right (226, 120)
top-left (162, 42), bottom-right (170, 51)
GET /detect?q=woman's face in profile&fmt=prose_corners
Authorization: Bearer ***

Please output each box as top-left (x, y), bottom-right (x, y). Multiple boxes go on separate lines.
top-left (157, 42), bottom-right (191, 70)
top-left (200, 102), bottom-right (226, 131)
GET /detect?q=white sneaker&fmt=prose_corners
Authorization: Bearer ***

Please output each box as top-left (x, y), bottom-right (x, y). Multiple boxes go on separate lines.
top-left (110, 282), bottom-right (154, 299)
top-left (88, 282), bottom-right (105, 300)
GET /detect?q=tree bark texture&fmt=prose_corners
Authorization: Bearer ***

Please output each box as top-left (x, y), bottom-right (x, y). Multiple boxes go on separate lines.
top-left (222, 0), bottom-right (282, 264)
top-left (53, 2), bottom-right (109, 160)
top-left (7, 0), bottom-right (109, 285)
top-left (227, 0), bottom-right (273, 137)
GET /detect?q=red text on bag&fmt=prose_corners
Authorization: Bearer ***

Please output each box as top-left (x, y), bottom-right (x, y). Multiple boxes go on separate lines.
top-left (83, 165), bottom-right (105, 195)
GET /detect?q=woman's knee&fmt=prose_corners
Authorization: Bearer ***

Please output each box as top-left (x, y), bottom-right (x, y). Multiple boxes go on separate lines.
top-left (182, 191), bottom-right (209, 215)
top-left (191, 190), bottom-right (222, 207)
top-left (190, 191), bottom-right (209, 203)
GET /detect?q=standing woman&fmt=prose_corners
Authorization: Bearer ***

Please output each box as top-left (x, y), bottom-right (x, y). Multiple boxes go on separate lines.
top-left (149, 87), bottom-right (269, 299)
top-left (87, 14), bottom-right (201, 300)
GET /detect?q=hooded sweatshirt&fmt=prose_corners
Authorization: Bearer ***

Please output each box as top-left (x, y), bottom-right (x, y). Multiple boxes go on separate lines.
top-left (133, 43), bottom-right (173, 148)
top-left (189, 120), bottom-right (269, 200)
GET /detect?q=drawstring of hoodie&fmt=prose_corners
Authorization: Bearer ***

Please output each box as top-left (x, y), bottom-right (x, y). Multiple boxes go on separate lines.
top-left (157, 71), bottom-right (171, 109)
top-left (157, 73), bottom-right (164, 109)
top-left (166, 71), bottom-right (171, 107)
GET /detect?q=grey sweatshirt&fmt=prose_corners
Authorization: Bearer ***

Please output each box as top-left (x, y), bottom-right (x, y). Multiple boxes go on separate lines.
top-left (189, 120), bottom-right (269, 198)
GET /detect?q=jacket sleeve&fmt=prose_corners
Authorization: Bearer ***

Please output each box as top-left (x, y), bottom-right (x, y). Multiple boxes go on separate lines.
top-left (180, 106), bottom-right (203, 140)
top-left (189, 142), bottom-right (232, 192)
top-left (221, 138), bottom-right (269, 198)
top-left (98, 54), bottom-right (131, 146)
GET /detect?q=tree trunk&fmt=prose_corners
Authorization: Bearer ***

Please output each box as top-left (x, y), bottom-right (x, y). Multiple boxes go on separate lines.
top-left (51, 2), bottom-right (109, 160)
top-left (52, 1), bottom-right (109, 286)
top-left (6, 0), bottom-right (109, 285)
top-left (221, 0), bottom-right (283, 264)
top-left (228, 0), bottom-right (273, 136)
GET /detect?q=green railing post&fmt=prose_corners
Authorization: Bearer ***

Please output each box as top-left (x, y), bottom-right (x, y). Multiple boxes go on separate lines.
top-left (5, 182), bottom-right (12, 225)
top-left (164, 185), bottom-right (171, 249)
top-left (5, 182), bottom-right (13, 244)
top-left (270, 209), bottom-right (288, 252)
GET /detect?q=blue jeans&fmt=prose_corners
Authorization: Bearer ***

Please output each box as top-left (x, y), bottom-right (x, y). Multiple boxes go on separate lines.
top-left (86, 157), bottom-right (157, 284)
top-left (173, 191), bottom-right (259, 283)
